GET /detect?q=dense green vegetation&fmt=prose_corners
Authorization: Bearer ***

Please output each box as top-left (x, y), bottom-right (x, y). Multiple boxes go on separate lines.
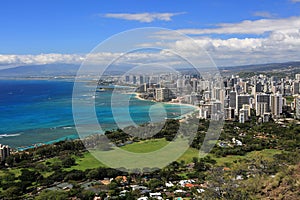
top-left (0, 118), bottom-right (299, 199)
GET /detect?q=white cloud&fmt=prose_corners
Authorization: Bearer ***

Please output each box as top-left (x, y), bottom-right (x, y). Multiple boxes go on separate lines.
top-left (146, 15), bottom-right (300, 65)
top-left (0, 52), bottom-right (193, 70)
top-left (253, 11), bottom-right (275, 18)
top-left (165, 29), bottom-right (300, 66)
top-left (0, 53), bottom-right (85, 66)
top-left (2, 16), bottom-right (300, 69)
top-left (103, 12), bottom-right (185, 23)
top-left (175, 16), bottom-right (300, 35)
top-left (291, 0), bottom-right (300, 3)
top-left (1, 28), bottom-right (300, 68)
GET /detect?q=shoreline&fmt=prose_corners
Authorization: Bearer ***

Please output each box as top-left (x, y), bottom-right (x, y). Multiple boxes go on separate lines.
top-left (132, 92), bottom-right (200, 120)
top-left (8, 91), bottom-right (199, 151)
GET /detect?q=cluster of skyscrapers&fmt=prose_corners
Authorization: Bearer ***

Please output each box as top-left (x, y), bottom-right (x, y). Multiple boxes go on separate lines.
top-left (120, 72), bottom-right (300, 123)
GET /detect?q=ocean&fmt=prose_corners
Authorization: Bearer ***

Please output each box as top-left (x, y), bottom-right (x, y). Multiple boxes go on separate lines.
top-left (0, 79), bottom-right (195, 149)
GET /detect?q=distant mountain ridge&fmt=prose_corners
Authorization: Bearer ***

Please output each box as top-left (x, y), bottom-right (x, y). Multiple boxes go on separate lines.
top-left (219, 61), bottom-right (300, 72)
top-left (1, 61), bottom-right (300, 77)
top-left (0, 63), bottom-right (137, 77)
top-left (0, 64), bottom-right (80, 77)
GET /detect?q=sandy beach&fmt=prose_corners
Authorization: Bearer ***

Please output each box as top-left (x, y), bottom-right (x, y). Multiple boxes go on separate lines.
top-left (132, 92), bottom-right (200, 121)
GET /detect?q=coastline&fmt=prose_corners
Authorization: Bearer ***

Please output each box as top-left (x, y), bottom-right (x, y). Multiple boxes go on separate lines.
top-left (6, 89), bottom-right (198, 151)
top-left (132, 92), bottom-right (200, 120)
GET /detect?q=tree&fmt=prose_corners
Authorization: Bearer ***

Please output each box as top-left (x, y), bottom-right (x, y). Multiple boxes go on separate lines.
top-left (1, 172), bottom-right (16, 182)
top-left (86, 169), bottom-right (99, 179)
top-left (61, 156), bottom-right (76, 168)
top-left (35, 190), bottom-right (68, 200)
top-left (77, 190), bottom-right (95, 200)
top-left (1, 186), bottom-right (22, 199)
top-left (194, 160), bottom-right (210, 172)
top-left (148, 178), bottom-right (163, 190)
top-left (5, 156), bottom-right (15, 167)
top-left (19, 169), bottom-right (42, 183)
top-left (64, 170), bottom-right (85, 181)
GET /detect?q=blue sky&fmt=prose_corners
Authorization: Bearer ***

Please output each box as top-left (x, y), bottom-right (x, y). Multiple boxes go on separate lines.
top-left (1, 0), bottom-right (300, 66)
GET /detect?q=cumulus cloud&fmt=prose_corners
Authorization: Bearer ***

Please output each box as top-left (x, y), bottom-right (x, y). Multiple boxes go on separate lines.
top-left (0, 52), bottom-right (197, 70)
top-left (253, 11), bottom-right (276, 18)
top-left (103, 12), bottom-right (185, 23)
top-left (2, 16), bottom-right (300, 68)
top-left (0, 53), bottom-right (85, 66)
top-left (1, 28), bottom-right (300, 68)
top-left (175, 16), bottom-right (300, 35)
top-left (165, 29), bottom-right (300, 66)
top-left (143, 15), bottom-right (300, 66)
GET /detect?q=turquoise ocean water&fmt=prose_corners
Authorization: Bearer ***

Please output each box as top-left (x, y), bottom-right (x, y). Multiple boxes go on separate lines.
top-left (0, 79), bottom-right (195, 149)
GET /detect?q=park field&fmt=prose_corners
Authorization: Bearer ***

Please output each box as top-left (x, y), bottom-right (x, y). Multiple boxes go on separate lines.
top-left (120, 138), bottom-right (170, 153)
top-left (120, 138), bottom-right (283, 165)
top-left (1, 139), bottom-right (283, 179)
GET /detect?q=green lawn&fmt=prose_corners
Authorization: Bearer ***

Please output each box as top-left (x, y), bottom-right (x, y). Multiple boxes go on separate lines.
top-left (119, 139), bottom-right (283, 165)
top-left (66, 151), bottom-right (105, 171)
top-left (246, 149), bottom-right (283, 160)
top-left (210, 149), bottom-right (283, 166)
top-left (0, 145), bottom-right (283, 180)
top-left (121, 138), bottom-right (169, 153)
top-left (43, 157), bottom-right (61, 165)
top-left (172, 147), bottom-right (282, 165)
top-left (178, 148), bottom-right (199, 163)
top-left (40, 151), bottom-right (105, 172)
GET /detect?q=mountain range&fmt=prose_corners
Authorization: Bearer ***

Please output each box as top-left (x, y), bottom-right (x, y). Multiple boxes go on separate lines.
top-left (1, 61), bottom-right (300, 77)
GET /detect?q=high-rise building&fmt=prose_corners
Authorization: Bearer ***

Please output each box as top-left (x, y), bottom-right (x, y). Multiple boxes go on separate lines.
top-left (150, 76), bottom-right (159, 84)
top-left (236, 94), bottom-right (251, 114)
top-left (295, 96), bottom-right (300, 119)
top-left (255, 93), bottom-right (270, 116)
top-left (191, 78), bottom-right (198, 92)
top-left (270, 93), bottom-right (283, 118)
top-left (199, 104), bottom-right (211, 119)
top-left (254, 82), bottom-right (263, 93)
top-left (256, 102), bottom-right (268, 116)
top-left (0, 144), bottom-right (11, 162)
top-left (177, 78), bottom-right (184, 88)
top-left (230, 76), bottom-right (237, 87)
top-left (295, 74), bottom-right (300, 81)
top-left (225, 107), bottom-right (235, 120)
top-left (199, 80), bottom-right (210, 91)
top-left (229, 91), bottom-right (237, 108)
top-left (243, 82), bottom-right (251, 93)
top-left (144, 76), bottom-right (150, 84)
top-left (213, 87), bottom-right (222, 101)
top-left (139, 75), bottom-right (144, 85)
top-left (132, 76), bottom-right (137, 84)
top-left (293, 81), bottom-right (300, 95)
top-left (155, 88), bottom-right (171, 101)
top-left (242, 104), bottom-right (251, 117)
top-left (239, 111), bottom-right (246, 123)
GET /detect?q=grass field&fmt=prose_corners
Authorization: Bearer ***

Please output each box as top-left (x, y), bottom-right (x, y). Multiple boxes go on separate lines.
top-left (0, 142), bottom-right (283, 180)
top-left (178, 148), bottom-right (199, 163)
top-left (119, 139), bottom-right (283, 166)
top-left (41, 151), bottom-right (105, 172)
top-left (67, 151), bottom-right (105, 171)
top-left (121, 138), bottom-right (169, 153)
